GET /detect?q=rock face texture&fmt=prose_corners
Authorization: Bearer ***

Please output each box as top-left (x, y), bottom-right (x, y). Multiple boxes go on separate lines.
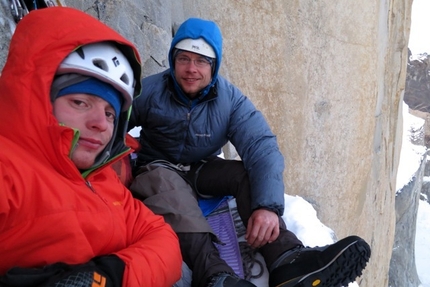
top-left (390, 156), bottom-right (424, 287)
top-left (388, 107), bottom-right (425, 287)
top-left (404, 52), bottom-right (430, 203)
top-left (0, 1), bottom-right (415, 286)
top-left (405, 52), bottom-right (430, 113)
top-left (405, 52), bottom-right (430, 146)
top-left (390, 50), bottom-right (430, 287)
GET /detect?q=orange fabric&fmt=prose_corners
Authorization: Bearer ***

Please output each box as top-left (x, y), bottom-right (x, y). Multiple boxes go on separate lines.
top-left (125, 133), bottom-right (141, 152)
top-left (111, 155), bottom-right (134, 188)
top-left (0, 7), bottom-right (181, 287)
top-left (112, 134), bottom-right (139, 188)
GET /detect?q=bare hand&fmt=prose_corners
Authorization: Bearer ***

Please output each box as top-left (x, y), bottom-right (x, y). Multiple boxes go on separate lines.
top-left (245, 209), bottom-right (280, 248)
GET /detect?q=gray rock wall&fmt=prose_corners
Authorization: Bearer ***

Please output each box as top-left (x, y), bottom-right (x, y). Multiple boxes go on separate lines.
top-left (405, 53), bottom-right (430, 113)
top-left (0, 1), bottom-right (414, 286)
top-left (423, 156), bottom-right (430, 202)
top-left (405, 51), bottom-right (430, 205)
top-left (0, 1), bottom-right (16, 66)
top-left (389, 160), bottom-right (423, 287)
top-left (389, 150), bottom-right (425, 287)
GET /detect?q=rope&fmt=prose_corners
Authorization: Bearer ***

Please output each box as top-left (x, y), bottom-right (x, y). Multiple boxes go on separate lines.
top-left (230, 206), bottom-right (265, 280)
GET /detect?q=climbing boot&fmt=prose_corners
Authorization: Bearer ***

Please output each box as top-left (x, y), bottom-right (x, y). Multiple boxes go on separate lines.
top-left (207, 273), bottom-right (257, 287)
top-left (269, 235), bottom-right (371, 287)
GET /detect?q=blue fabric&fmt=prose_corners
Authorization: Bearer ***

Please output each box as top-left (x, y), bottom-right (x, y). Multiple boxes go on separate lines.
top-left (168, 18), bottom-right (223, 105)
top-left (57, 77), bottom-right (123, 118)
top-left (129, 17), bottom-right (286, 216)
top-left (206, 199), bottom-right (245, 278)
top-left (198, 196), bottom-right (230, 217)
top-left (129, 70), bottom-right (286, 216)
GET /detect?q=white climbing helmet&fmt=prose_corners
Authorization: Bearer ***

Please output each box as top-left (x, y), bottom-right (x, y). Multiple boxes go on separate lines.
top-left (175, 38), bottom-right (216, 58)
top-left (56, 41), bottom-right (136, 111)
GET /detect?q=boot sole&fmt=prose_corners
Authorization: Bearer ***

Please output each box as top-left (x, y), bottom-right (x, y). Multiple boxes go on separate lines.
top-left (273, 236), bottom-right (371, 287)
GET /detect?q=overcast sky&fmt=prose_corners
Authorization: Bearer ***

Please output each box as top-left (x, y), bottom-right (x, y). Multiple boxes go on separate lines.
top-left (408, 0), bottom-right (430, 55)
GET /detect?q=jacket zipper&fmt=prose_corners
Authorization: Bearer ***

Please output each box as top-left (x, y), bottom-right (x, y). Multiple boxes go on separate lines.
top-left (86, 180), bottom-right (95, 192)
top-left (84, 179), bottom-right (115, 249)
top-left (85, 179), bottom-right (109, 205)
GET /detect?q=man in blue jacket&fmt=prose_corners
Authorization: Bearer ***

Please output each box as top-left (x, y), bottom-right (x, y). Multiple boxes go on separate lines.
top-left (128, 17), bottom-right (371, 287)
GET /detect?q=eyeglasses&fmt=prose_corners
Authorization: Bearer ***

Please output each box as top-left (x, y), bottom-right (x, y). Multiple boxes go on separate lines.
top-left (175, 56), bottom-right (213, 68)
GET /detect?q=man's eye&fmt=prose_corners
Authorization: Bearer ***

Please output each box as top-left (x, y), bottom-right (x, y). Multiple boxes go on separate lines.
top-left (196, 59), bottom-right (207, 65)
top-left (72, 100), bottom-right (85, 106)
top-left (106, 111), bottom-right (116, 120)
top-left (178, 57), bottom-right (189, 63)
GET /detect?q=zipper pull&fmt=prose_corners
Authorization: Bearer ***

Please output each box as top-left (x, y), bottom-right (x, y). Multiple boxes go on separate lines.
top-left (86, 180), bottom-right (95, 192)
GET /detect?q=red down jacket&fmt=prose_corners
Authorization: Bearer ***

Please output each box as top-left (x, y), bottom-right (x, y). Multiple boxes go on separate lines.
top-left (0, 7), bottom-right (182, 287)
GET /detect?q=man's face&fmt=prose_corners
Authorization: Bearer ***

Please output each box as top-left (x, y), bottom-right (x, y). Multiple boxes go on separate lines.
top-left (53, 94), bottom-right (116, 169)
top-left (174, 51), bottom-right (213, 98)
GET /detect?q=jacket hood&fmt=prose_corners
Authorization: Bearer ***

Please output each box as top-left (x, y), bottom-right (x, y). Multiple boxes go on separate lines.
top-left (168, 18), bottom-right (223, 100)
top-left (0, 7), bottom-right (142, 177)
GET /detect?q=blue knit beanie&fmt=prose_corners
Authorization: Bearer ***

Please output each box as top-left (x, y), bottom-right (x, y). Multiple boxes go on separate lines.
top-left (56, 77), bottom-right (123, 118)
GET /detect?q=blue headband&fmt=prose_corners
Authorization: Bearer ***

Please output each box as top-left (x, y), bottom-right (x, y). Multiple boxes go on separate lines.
top-left (57, 77), bottom-right (123, 118)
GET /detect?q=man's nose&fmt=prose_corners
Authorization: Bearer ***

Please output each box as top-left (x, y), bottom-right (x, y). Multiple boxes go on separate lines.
top-left (87, 108), bottom-right (109, 131)
top-left (186, 59), bottom-right (199, 69)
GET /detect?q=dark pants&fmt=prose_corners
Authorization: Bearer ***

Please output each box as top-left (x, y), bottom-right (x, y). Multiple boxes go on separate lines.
top-left (130, 157), bottom-right (302, 287)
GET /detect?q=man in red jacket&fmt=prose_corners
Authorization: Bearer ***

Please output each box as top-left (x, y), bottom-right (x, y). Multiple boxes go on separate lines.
top-left (0, 7), bottom-right (181, 287)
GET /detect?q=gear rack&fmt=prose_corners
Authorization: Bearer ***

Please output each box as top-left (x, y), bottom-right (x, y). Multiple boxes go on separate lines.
top-left (10, 0), bottom-right (63, 23)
